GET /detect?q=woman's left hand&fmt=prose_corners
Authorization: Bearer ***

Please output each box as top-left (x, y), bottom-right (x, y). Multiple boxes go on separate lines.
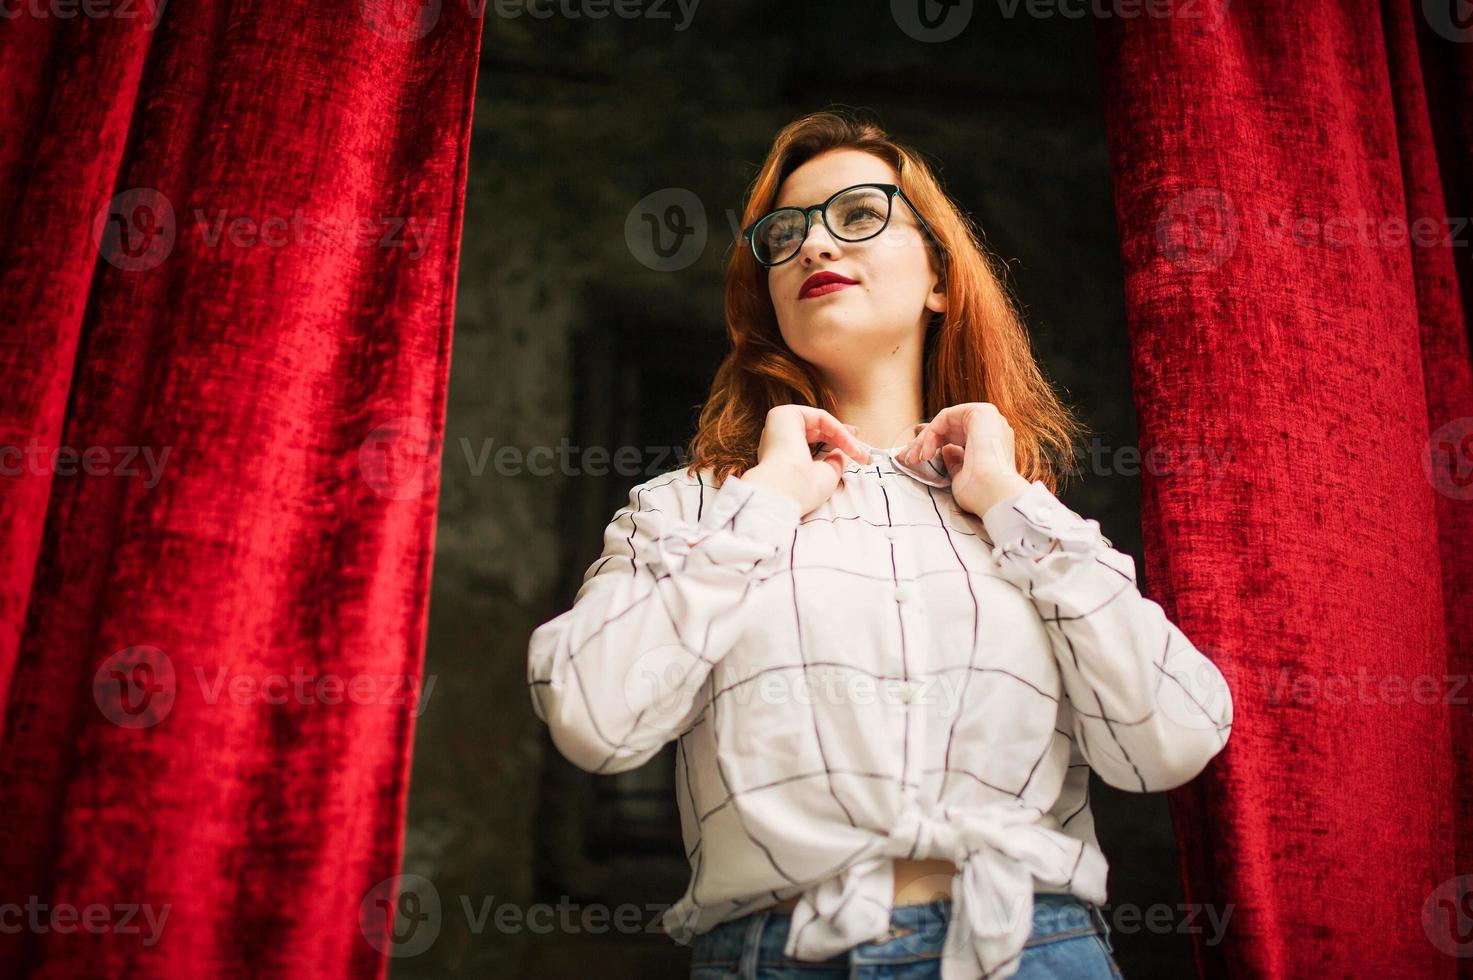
top-left (898, 403), bottom-right (1035, 518)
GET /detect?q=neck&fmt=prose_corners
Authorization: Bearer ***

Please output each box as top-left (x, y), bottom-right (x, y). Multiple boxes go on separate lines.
top-left (826, 375), bottom-right (926, 452)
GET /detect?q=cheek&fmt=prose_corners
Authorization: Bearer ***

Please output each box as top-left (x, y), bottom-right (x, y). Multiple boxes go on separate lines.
top-left (873, 250), bottom-right (920, 288)
top-left (769, 269), bottom-right (793, 304)
top-left (771, 273), bottom-right (812, 314)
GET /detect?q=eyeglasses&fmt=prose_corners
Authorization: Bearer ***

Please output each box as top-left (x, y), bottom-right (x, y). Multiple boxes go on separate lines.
top-left (741, 182), bottom-right (941, 268)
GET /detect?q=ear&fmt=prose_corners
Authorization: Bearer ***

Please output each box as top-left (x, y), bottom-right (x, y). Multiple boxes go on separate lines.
top-left (925, 276), bottom-right (947, 316)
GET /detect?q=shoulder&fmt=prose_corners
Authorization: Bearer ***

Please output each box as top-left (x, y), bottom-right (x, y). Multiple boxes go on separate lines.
top-left (619, 463), bottom-right (722, 520)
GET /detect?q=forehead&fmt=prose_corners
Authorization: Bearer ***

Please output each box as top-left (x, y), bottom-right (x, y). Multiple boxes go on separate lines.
top-left (774, 149), bottom-right (897, 209)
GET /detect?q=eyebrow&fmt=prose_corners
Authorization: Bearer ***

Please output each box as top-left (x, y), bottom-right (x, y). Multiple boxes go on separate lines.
top-left (772, 186), bottom-right (853, 210)
top-left (773, 180), bottom-right (892, 211)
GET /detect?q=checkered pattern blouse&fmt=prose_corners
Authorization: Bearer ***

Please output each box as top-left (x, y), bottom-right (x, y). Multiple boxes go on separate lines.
top-left (527, 436), bottom-right (1233, 980)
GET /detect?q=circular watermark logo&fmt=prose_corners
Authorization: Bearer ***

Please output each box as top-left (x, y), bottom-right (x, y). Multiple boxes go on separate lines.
top-left (1156, 187), bottom-right (1239, 272)
top-left (358, 415), bottom-right (437, 501)
top-left (93, 187), bottom-right (176, 272)
top-left (1156, 655), bottom-right (1234, 734)
top-left (93, 645), bottom-right (177, 729)
top-left (894, 872), bottom-right (957, 943)
top-left (1422, 874), bottom-right (1473, 957)
top-left (622, 644), bottom-right (705, 743)
top-left (359, 0), bottom-right (441, 41)
top-left (1422, 0), bottom-right (1473, 42)
top-left (1423, 416), bottom-right (1473, 501)
top-left (360, 873), bottom-right (442, 957)
top-left (625, 188), bottom-right (707, 272)
top-left (891, 0), bottom-right (973, 42)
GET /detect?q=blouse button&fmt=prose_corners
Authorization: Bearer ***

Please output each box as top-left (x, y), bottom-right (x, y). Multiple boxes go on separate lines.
top-left (884, 526), bottom-right (900, 541)
top-left (893, 582), bottom-right (914, 604)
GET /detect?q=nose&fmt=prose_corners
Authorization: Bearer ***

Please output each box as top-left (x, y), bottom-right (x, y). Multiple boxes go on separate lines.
top-left (795, 207), bottom-right (843, 266)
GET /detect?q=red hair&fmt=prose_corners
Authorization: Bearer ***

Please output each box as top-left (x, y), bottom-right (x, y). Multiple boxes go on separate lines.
top-left (684, 106), bottom-right (1087, 493)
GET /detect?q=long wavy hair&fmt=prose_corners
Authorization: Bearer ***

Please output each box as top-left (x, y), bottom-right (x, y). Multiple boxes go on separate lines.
top-left (683, 106), bottom-right (1088, 494)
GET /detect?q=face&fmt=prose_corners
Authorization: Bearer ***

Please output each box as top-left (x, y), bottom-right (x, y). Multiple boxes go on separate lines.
top-left (761, 148), bottom-right (946, 372)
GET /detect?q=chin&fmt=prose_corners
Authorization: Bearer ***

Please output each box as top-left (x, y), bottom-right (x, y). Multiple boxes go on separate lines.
top-left (791, 324), bottom-right (896, 361)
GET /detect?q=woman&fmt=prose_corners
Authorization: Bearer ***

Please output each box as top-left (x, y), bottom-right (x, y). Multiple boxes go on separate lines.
top-left (527, 108), bottom-right (1233, 979)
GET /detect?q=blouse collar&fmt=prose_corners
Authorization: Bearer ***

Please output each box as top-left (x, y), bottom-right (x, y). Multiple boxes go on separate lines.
top-left (821, 436), bottom-right (952, 490)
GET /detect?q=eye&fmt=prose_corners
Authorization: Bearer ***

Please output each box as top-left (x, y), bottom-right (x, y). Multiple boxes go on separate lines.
top-left (761, 213), bottom-right (804, 247)
top-left (830, 188), bottom-right (890, 236)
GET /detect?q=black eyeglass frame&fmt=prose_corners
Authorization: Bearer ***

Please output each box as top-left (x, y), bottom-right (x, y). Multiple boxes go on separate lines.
top-left (740, 182), bottom-right (944, 269)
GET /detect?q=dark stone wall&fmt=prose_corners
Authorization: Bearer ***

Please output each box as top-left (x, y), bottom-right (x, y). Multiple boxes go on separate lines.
top-left (396, 3), bottom-right (1200, 977)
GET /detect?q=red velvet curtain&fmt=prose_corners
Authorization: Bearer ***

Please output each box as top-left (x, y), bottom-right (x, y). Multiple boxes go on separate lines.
top-left (1096, 1), bottom-right (1473, 976)
top-left (0, 3), bottom-right (479, 976)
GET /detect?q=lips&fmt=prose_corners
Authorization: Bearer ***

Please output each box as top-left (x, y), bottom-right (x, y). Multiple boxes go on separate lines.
top-left (799, 271), bottom-right (858, 299)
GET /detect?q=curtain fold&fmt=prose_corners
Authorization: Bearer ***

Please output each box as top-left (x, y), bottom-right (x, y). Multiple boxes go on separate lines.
top-left (0, 2), bottom-right (479, 976)
top-left (1095, 1), bottom-right (1472, 976)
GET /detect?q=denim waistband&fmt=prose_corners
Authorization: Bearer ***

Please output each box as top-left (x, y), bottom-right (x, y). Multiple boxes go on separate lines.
top-left (689, 892), bottom-right (1114, 970)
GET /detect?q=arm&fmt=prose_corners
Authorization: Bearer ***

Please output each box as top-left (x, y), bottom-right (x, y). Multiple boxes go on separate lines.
top-left (527, 468), bottom-right (802, 774)
top-left (981, 480), bottom-right (1233, 792)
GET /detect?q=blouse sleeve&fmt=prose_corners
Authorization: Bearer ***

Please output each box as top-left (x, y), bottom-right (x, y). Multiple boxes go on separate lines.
top-left (527, 469), bottom-right (802, 774)
top-left (981, 480), bottom-right (1233, 792)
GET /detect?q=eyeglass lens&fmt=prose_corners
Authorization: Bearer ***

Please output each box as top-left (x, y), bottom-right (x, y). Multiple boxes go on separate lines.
top-left (753, 185), bottom-right (894, 265)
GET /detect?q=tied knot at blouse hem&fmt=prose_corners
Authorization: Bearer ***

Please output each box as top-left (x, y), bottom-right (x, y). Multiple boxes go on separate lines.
top-left (768, 795), bottom-right (1110, 980)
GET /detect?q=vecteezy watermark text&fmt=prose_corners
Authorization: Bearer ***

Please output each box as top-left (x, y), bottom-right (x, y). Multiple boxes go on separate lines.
top-left (95, 188), bottom-right (434, 272)
top-left (0, 0), bottom-right (167, 27)
top-left (358, 873), bottom-right (1236, 958)
top-left (0, 439), bottom-right (170, 489)
top-left (1156, 186), bottom-right (1473, 271)
top-left (0, 897), bottom-right (170, 947)
top-left (93, 646), bottom-right (437, 729)
top-left (891, 0), bottom-right (1232, 43)
top-left (1261, 666), bottom-right (1472, 709)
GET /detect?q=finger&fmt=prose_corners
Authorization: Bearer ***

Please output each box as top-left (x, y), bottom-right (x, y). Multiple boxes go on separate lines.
top-left (822, 449), bottom-right (853, 487)
top-left (830, 417), bottom-right (873, 463)
top-left (773, 405), bottom-right (834, 457)
top-left (908, 405), bottom-right (964, 464)
top-left (834, 423), bottom-right (860, 455)
top-left (800, 407), bottom-right (872, 463)
top-left (818, 448), bottom-right (854, 471)
top-left (941, 442), bottom-right (965, 476)
top-left (906, 411), bottom-right (939, 464)
top-left (915, 405), bottom-right (996, 465)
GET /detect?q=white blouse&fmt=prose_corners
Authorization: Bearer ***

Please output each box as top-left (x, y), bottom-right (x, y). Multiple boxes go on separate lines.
top-left (527, 435), bottom-right (1233, 980)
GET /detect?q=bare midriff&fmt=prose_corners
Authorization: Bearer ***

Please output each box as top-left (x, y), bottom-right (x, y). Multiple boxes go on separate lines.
top-left (772, 857), bottom-right (956, 911)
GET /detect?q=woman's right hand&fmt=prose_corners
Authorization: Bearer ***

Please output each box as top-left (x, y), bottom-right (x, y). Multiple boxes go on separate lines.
top-left (737, 405), bottom-right (873, 516)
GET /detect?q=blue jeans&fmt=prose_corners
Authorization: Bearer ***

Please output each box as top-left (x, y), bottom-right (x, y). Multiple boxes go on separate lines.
top-left (688, 893), bottom-right (1123, 979)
